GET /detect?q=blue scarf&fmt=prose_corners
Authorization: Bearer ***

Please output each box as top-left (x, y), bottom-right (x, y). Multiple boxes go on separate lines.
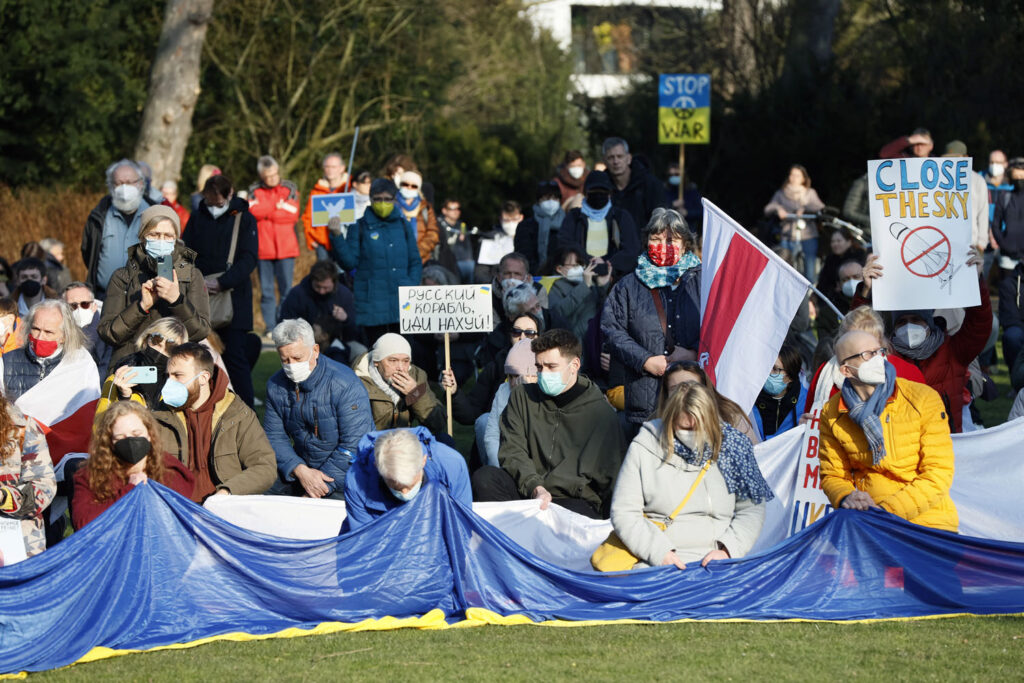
top-left (673, 427), bottom-right (774, 504)
top-left (839, 361), bottom-right (897, 465)
top-left (580, 199), bottom-right (611, 222)
top-left (634, 252), bottom-right (701, 289)
top-left (396, 194), bottom-right (422, 232)
top-left (533, 203), bottom-right (564, 265)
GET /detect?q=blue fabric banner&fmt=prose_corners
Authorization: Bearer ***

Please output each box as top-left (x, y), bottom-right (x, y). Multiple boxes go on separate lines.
top-left (2, 481), bottom-right (1024, 674)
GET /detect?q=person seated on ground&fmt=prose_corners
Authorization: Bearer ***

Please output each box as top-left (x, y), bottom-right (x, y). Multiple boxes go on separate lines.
top-left (658, 360), bottom-right (760, 444)
top-left (470, 329), bottom-right (626, 519)
top-left (485, 252), bottom-right (549, 328)
top-left (98, 318), bottom-right (187, 413)
top-left (342, 427), bottom-right (471, 532)
top-left (481, 339), bottom-right (537, 468)
top-left (605, 382), bottom-right (771, 570)
top-left (819, 330), bottom-right (957, 531)
top-left (264, 319), bottom-right (374, 500)
top-left (0, 394), bottom-right (56, 561)
top-left (805, 306), bottom-right (926, 414)
top-left (1009, 386), bottom-right (1024, 422)
top-left (98, 205), bottom-right (211, 372)
top-left (0, 297), bottom-right (20, 355)
top-left (152, 343), bottom-right (276, 502)
top-left (752, 340), bottom-right (808, 440)
top-left (10, 258), bottom-right (57, 317)
top-left (277, 259), bottom-right (360, 364)
top-left (857, 248), bottom-right (989, 433)
top-left (546, 245), bottom-right (610, 342)
top-left (72, 402), bottom-right (193, 529)
top-left (352, 333), bottom-right (447, 438)
top-left (62, 281), bottom-right (111, 373)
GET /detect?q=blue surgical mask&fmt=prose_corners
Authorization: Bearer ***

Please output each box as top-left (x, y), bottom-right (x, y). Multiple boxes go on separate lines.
top-left (538, 370), bottom-right (567, 396)
top-left (161, 374), bottom-right (201, 408)
top-left (668, 175), bottom-right (681, 186)
top-left (763, 371), bottom-right (787, 395)
top-left (389, 478), bottom-right (422, 502)
top-left (145, 238), bottom-right (175, 259)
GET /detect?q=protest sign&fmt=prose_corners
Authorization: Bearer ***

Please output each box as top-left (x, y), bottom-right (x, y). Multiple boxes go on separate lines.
top-left (398, 285), bottom-right (493, 335)
top-left (867, 157), bottom-right (980, 310)
top-left (310, 192), bottom-right (356, 227)
top-left (657, 74), bottom-right (711, 144)
top-left (788, 411), bottom-right (834, 536)
top-left (0, 518), bottom-right (27, 566)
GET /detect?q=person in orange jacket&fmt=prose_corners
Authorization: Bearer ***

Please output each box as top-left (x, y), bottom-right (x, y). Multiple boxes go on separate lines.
top-left (248, 155), bottom-right (301, 335)
top-left (301, 152), bottom-right (350, 261)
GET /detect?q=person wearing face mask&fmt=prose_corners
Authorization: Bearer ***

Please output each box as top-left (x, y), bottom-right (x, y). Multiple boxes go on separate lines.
top-left (558, 170), bottom-right (640, 274)
top-left (182, 174), bottom-right (260, 408)
top-left (82, 159), bottom-right (153, 298)
top-left (546, 245), bottom-right (608, 342)
top-left (96, 317), bottom-right (187, 414)
top-left (514, 181), bottom-right (567, 274)
top-left (263, 319), bottom-right (373, 500)
top-left (342, 428), bottom-right (470, 533)
top-left (817, 229), bottom-right (866, 313)
top-left (394, 170), bottom-right (440, 264)
top-left (328, 178), bottom-right (421, 346)
top-left (9, 259), bottom-right (57, 317)
top-left (277, 260), bottom-right (359, 362)
top-left (61, 281), bottom-right (111, 374)
top-left (71, 402), bottom-right (193, 529)
top-left (97, 205), bottom-right (211, 372)
top-left (752, 341), bottom-right (808, 440)
top-left (553, 150), bottom-right (588, 211)
top-left (474, 201), bottom-right (525, 285)
top-left (2, 300), bottom-right (95, 403)
top-left (38, 238), bottom-right (71, 294)
top-left (482, 252), bottom-right (548, 329)
top-left (152, 343), bottom-right (275, 501)
top-left (0, 298), bottom-right (19, 355)
top-left (0, 393), bottom-right (56, 561)
top-left (603, 381), bottom-right (771, 571)
top-left (602, 208), bottom-right (701, 438)
top-left (471, 329), bottom-right (625, 519)
top-left (380, 153), bottom-right (435, 207)
top-left (819, 330), bottom-right (957, 532)
top-left (992, 158), bottom-right (1024, 371)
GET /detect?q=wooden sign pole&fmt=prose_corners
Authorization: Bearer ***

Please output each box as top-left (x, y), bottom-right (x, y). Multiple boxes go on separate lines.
top-left (444, 332), bottom-right (453, 437)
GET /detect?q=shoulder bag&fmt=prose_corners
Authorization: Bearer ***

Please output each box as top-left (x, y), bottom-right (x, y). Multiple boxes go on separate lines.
top-left (207, 212), bottom-right (240, 330)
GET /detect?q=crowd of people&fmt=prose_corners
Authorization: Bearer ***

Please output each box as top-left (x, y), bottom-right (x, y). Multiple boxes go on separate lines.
top-left (0, 130), bottom-right (1020, 574)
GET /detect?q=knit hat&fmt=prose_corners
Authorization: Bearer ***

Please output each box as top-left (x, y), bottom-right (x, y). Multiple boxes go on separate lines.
top-left (890, 309), bottom-right (937, 332)
top-left (399, 170), bottom-right (422, 190)
top-left (504, 339), bottom-right (537, 377)
top-left (942, 140), bottom-right (968, 157)
top-left (139, 205), bottom-right (181, 238)
top-left (370, 178), bottom-right (398, 198)
top-left (371, 333), bottom-right (412, 362)
top-left (584, 170), bottom-right (613, 193)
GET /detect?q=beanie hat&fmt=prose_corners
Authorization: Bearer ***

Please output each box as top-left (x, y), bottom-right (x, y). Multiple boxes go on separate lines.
top-left (139, 204), bottom-right (182, 238)
top-left (504, 339), bottom-right (537, 377)
top-left (399, 170), bottom-right (423, 190)
top-left (371, 333), bottom-right (412, 362)
top-left (584, 170), bottom-right (614, 193)
top-left (370, 178), bottom-right (398, 198)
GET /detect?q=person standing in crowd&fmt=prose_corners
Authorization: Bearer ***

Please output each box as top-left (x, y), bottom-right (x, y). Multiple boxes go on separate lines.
top-left (605, 382), bottom-right (770, 570)
top-left (97, 205), bottom-right (210, 371)
top-left (72, 402), bottom-right (194, 529)
top-left (277, 260), bottom-right (359, 363)
top-left (764, 164), bottom-right (825, 282)
top-left (985, 150), bottom-right (1013, 224)
top-left (558, 170), bottom-right (640, 272)
top-left (514, 181), bottom-right (565, 274)
top-left (153, 343), bottom-right (276, 501)
top-left (752, 341), bottom-right (808, 440)
top-left (343, 428), bottom-right (471, 532)
top-left (658, 360), bottom-right (760, 444)
top-left (264, 319), bottom-right (373, 500)
top-left (602, 137), bottom-right (667, 231)
top-left (879, 128), bottom-right (933, 159)
top-left (82, 159), bottom-right (153, 298)
top-left (351, 170), bottom-right (372, 221)
top-left (438, 198), bottom-right (475, 284)
top-left (553, 150), bottom-right (588, 211)
top-left (993, 158), bottom-right (1024, 369)
top-left (328, 178), bottom-right (420, 344)
top-left (602, 208), bottom-right (701, 438)
top-left (474, 201), bottom-right (524, 285)
top-left (183, 174), bottom-right (260, 408)
top-left (62, 281), bottom-right (111, 373)
top-left (819, 330), bottom-right (957, 532)
top-left (472, 329), bottom-right (625, 519)
top-left (190, 164), bottom-right (221, 212)
top-left (10, 258), bottom-right (56, 317)
top-left (395, 170), bottom-right (440, 264)
top-left (0, 394), bottom-right (55, 561)
top-left (37, 239), bottom-right (71, 293)
top-left (249, 156), bottom-right (301, 337)
top-left (547, 245), bottom-right (608, 342)
top-left (842, 173), bottom-right (871, 236)
top-left (943, 140), bottom-right (990, 255)
top-left (99, 318), bottom-right (186, 413)
top-left (159, 180), bottom-right (191, 229)
top-left (302, 152), bottom-right (350, 262)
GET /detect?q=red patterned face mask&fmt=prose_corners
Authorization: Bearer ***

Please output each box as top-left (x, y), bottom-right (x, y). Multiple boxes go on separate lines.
top-left (29, 336), bottom-right (59, 358)
top-left (648, 242), bottom-right (681, 267)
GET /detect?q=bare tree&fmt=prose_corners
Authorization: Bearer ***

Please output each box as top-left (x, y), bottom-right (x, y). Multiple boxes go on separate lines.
top-left (135, 0), bottom-right (215, 184)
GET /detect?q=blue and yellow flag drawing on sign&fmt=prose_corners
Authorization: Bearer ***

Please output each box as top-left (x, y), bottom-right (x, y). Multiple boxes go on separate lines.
top-left (311, 192), bottom-right (356, 227)
top-left (658, 74), bottom-right (711, 145)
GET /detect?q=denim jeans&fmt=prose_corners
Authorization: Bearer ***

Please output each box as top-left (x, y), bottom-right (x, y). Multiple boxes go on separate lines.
top-left (258, 257), bottom-right (295, 331)
top-left (780, 237), bottom-right (819, 282)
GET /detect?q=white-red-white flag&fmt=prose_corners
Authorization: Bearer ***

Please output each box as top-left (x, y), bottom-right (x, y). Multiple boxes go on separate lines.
top-left (698, 199), bottom-right (810, 414)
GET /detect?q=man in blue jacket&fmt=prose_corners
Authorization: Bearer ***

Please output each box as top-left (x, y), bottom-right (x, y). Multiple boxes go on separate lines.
top-left (264, 318), bottom-right (374, 499)
top-left (343, 427), bottom-right (471, 532)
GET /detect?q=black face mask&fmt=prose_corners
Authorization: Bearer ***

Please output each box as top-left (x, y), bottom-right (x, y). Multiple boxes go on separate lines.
top-left (112, 436), bottom-right (151, 465)
top-left (587, 193), bottom-right (609, 209)
top-left (20, 280), bottom-right (41, 297)
top-left (1015, 178), bottom-right (1024, 193)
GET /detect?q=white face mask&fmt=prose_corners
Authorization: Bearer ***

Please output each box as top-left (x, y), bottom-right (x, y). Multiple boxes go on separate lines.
top-left (501, 220), bottom-right (519, 235)
top-left (502, 278), bottom-right (525, 292)
top-left (71, 307), bottom-right (96, 328)
top-left (399, 187), bottom-right (419, 200)
top-left (389, 478), bottom-right (422, 502)
top-left (538, 199), bottom-right (560, 215)
top-left (853, 355), bottom-right (887, 385)
top-left (282, 350), bottom-right (314, 384)
top-left (567, 166), bottom-right (585, 179)
top-left (895, 323), bottom-right (928, 349)
top-left (208, 202), bottom-right (230, 219)
top-left (675, 428), bottom-right (698, 451)
top-left (841, 278), bottom-right (860, 298)
top-left (112, 184), bottom-right (142, 213)
top-left (990, 162), bottom-right (1005, 178)
top-left (564, 265), bottom-right (584, 283)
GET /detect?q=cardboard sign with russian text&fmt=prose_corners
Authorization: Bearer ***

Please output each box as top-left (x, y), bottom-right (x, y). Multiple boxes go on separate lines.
top-left (399, 285), bottom-right (493, 335)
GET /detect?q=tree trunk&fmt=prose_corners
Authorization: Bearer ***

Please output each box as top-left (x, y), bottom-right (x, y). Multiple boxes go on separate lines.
top-left (134, 0), bottom-right (215, 185)
top-left (779, 0), bottom-right (840, 91)
top-left (720, 0), bottom-right (758, 97)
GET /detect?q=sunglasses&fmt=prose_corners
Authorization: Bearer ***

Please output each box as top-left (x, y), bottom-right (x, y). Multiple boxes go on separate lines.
top-left (511, 328), bottom-right (538, 339)
top-left (147, 333), bottom-right (180, 348)
top-left (399, 182), bottom-right (420, 190)
top-left (66, 301), bottom-right (94, 310)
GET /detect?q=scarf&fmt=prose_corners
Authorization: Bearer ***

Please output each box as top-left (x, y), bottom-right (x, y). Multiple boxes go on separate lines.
top-left (673, 430), bottom-right (775, 504)
top-left (533, 202), bottom-right (563, 264)
top-left (839, 361), bottom-right (897, 465)
top-left (782, 184), bottom-right (808, 203)
top-left (634, 252), bottom-right (701, 289)
top-left (891, 325), bottom-right (945, 361)
top-left (580, 199), bottom-right (611, 222)
top-left (185, 366), bottom-right (229, 501)
top-left (368, 362), bottom-right (401, 406)
top-left (396, 194), bottom-right (422, 233)
top-left (812, 357), bottom-right (845, 410)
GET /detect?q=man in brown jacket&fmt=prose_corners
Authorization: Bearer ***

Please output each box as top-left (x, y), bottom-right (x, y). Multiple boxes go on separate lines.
top-left (152, 343), bottom-right (276, 501)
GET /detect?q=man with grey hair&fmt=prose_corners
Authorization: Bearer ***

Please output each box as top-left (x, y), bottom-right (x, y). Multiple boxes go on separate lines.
top-left (601, 136), bottom-right (667, 231)
top-left (249, 155), bottom-right (301, 337)
top-left (342, 427), bottom-right (471, 532)
top-left (81, 159), bottom-right (154, 298)
top-left (1, 300), bottom-right (94, 401)
top-left (302, 152), bottom-right (350, 261)
top-left (61, 281), bottom-right (111, 374)
top-left (264, 318), bottom-right (373, 499)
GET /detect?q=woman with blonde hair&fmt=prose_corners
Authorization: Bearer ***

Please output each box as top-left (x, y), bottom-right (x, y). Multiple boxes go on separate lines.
top-left (72, 402), bottom-right (193, 529)
top-left (657, 360), bottom-right (760, 444)
top-left (99, 317), bottom-right (188, 412)
top-left (0, 395), bottom-right (56, 563)
top-left (605, 382), bottom-right (772, 570)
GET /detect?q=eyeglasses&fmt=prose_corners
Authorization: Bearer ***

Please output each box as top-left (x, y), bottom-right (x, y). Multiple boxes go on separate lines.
top-left (147, 333), bottom-right (179, 348)
top-left (511, 328), bottom-right (538, 339)
top-left (66, 301), bottom-right (94, 310)
top-left (839, 347), bottom-right (886, 365)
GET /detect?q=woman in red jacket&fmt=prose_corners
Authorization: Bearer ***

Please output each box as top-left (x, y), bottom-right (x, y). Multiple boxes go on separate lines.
top-left (72, 402), bottom-right (193, 529)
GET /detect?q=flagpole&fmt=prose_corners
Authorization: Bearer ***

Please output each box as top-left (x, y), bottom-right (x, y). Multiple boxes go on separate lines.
top-left (808, 284), bottom-right (845, 322)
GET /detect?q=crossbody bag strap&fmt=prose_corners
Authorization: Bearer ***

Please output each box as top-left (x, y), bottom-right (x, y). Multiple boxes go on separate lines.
top-left (649, 287), bottom-right (675, 353)
top-left (226, 212), bottom-right (241, 269)
top-left (666, 457), bottom-right (714, 523)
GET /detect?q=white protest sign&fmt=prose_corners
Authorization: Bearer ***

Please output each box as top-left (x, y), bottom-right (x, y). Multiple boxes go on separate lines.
top-left (399, 285), bottom-right (493, 335)
top-left (788, 410), bottom-right (835, 536)
top-left (0, 518), bottom-right (27, 566)
top-left (867, 157), bottom-right (980, 311)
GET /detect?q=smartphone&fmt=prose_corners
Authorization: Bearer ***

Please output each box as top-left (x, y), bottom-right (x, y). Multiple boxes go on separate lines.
top-left (593, 261), bottom-right (610, 277)
top-left (156, 256), bottom-right (174, 281)
top-left (126, 366), bottom-right (158, 384)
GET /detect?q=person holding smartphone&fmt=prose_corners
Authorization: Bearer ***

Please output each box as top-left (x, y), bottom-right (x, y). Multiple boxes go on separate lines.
top-left (98, 205), bottom-right (211, 372)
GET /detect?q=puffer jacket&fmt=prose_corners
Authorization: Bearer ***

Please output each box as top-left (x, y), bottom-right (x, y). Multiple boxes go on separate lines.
top-left (263, 355), bottom-right (374, 493)
top-left (2, 347), bottom-right (63, 402)
top-left (248, 181), bottom-right (301, 260)
top-left (0, 405), bottom-right (56, 559)
top-left (610, 420), bottom-right (766, 566)
top-left (819, 377), bottom-right (958, 532)
top-left (601, 268), bottom-right (701, 424)
top-left (97, 242), bottom-right (211, 370)
top-left (329, 208), bottom-right (421, 327)
top-left (351, 353), bottom-right (446, 436)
